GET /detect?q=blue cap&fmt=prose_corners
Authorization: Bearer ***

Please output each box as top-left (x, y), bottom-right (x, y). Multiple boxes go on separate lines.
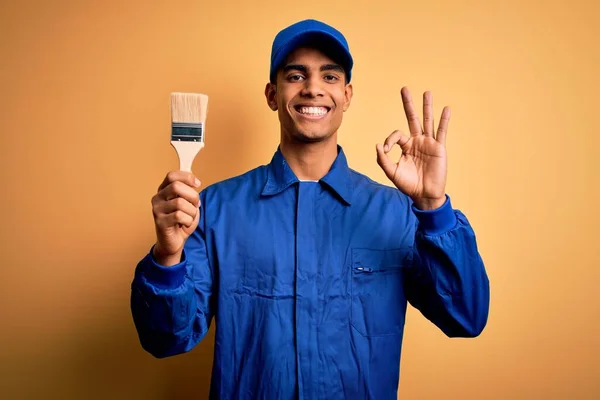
top-left (269, 19), bottom-right (353, 83)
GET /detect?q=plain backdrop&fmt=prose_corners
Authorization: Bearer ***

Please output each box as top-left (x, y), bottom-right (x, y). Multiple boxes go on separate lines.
top-left (1, 0), bottom-right (599, 398)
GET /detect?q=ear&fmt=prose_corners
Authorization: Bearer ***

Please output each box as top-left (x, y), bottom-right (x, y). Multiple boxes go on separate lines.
top-left (264, 82), bottom-right (278, 111)
top-left (342, 83), bottom-right (353, 112)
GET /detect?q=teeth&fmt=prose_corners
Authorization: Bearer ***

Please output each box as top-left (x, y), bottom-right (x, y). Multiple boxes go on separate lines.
top-left (298, 106), bottom-right (328, 115)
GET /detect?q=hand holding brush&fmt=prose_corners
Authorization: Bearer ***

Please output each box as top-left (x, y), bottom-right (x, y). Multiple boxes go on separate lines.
top-left (150, 92), bottom-right (209, 266)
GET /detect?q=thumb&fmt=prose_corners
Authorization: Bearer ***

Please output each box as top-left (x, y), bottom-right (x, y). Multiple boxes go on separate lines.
top-left (376, 144), bottom-right (396, 180)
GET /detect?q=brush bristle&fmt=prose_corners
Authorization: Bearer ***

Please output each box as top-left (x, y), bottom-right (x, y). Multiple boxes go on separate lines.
top-left (171, 92), bottom-right (208, 124)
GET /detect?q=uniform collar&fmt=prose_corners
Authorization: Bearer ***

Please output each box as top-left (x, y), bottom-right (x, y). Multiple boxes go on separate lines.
top-left (261, 145), bottom-right (353, 205)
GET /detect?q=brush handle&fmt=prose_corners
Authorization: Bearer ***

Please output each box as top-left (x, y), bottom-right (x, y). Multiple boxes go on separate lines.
top-left (171, 141), bottom-right (205, 172)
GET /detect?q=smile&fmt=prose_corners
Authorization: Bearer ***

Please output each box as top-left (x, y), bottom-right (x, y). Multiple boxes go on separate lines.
top-left (294, 105), bottom-right (330, 119)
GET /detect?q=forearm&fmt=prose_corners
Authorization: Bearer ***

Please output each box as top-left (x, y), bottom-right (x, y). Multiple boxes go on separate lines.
top-left (130, 250), bottom-right (206, 358)
top-left (407, 196), bottom-right (490, 337)
top-left (415, 218), bottom-right (489, 336)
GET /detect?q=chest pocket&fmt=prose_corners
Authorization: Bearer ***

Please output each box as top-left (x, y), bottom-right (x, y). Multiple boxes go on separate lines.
top-left (351, 248), bottom-right (413, 337)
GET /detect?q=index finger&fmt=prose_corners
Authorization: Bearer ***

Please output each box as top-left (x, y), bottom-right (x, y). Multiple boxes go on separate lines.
top-left (401, 87), bottom-right (423, 136)
top-left (158, 171), bottom-right (200, 192)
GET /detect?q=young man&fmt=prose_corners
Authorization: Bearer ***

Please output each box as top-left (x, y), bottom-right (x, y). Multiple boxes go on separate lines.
top-left (131, 19), bottom-right (490, 400)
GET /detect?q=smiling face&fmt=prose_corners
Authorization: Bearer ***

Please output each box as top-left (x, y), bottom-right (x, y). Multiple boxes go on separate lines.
top-left (265, 46), bottom-right (353, 144)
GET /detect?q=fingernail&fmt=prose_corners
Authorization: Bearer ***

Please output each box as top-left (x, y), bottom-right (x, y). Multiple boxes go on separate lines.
top-left (194, 178), bottom-right (201, 187)
top-left (384, 145), bottom-right (389, 152)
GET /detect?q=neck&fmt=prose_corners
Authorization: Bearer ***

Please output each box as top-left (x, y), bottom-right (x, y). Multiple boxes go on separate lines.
top-left (279, 134), bottom-right (338, 181)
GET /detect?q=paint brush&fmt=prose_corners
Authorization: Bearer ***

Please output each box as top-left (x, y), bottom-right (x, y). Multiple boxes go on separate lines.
top-left (170, 92), bottom-right (209, 172)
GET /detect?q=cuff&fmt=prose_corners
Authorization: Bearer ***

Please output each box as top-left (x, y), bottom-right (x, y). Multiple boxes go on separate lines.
top-left (412, 194), bottom-right (458, 235)
top-left (143, 246), bottom-right (188, 289)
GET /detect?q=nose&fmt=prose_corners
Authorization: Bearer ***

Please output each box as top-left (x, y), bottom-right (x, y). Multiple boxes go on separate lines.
top-left (300, 76), bottom-right (324, 98)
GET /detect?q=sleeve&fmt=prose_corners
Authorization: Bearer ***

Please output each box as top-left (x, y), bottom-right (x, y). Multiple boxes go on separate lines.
top-left (130, 190), bottom-right (215, 358)
top-left (403, 194), bottom-right (490, 337)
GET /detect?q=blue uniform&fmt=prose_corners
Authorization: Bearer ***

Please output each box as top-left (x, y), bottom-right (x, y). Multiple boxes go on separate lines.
top-left (131, 146), bottom-right (490, 399)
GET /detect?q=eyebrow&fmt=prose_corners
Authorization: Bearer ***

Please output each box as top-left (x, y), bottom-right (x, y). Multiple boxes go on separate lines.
top-left (283, 64), bottom-right (344, 73)
top-left (320, 64), bottom-right (344, 73)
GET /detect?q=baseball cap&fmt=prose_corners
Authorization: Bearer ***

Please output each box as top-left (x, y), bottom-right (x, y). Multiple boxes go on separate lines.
top-left (269, 19), bottom-right (354, 83)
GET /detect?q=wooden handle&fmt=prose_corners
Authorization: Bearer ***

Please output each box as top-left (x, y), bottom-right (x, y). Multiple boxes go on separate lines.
top-left (171, 141), bottom-right (205, 172)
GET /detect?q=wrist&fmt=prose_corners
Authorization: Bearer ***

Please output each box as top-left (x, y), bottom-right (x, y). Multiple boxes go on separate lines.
top-left (152, 244), bottom-right (183, 267)
top-left (411, 196), bottom-right (446, 211)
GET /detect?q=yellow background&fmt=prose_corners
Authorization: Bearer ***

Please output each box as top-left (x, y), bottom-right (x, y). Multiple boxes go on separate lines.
top-left (1, 0), bottom-right (599, 398)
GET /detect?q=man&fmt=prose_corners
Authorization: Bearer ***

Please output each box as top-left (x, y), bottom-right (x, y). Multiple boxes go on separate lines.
top-left (131, 19), bottom-right (490, 400)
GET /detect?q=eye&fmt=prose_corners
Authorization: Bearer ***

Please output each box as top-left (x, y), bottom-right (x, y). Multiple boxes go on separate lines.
top-left (287, 74), bottom-right (305, 82)
top-left (324, 74), bottom-right (339, 82)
